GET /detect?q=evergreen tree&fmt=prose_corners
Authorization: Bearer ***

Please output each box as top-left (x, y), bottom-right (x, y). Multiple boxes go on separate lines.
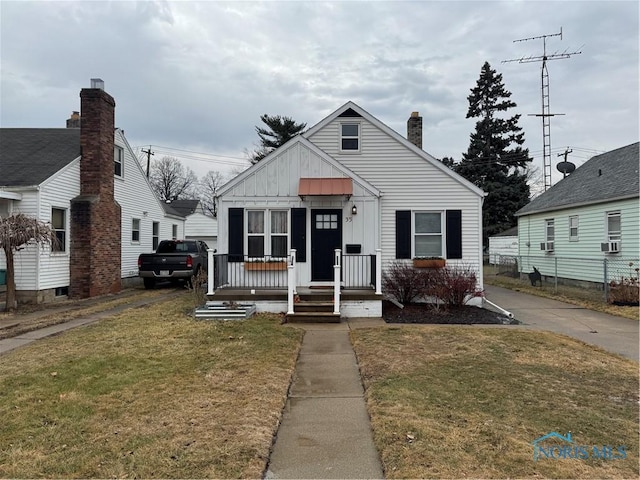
top-left (249, 114), bottom-right (306, 163)
top-left (455, 61), bottom-right (532, 246)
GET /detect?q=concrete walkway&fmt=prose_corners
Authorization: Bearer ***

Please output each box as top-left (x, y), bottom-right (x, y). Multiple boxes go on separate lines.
top-left (485, 284), bottom-right (639, 361)
top-left (266, 320), bottom-right (384, 479)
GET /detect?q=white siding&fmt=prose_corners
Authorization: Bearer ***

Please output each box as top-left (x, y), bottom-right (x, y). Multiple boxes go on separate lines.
top-left (0, 188), bottom-right (42, 290)
top-left (488, 236), bottom-right (518, 264)
top-left (308, 116), bottom-right (484, 272)
top-left (184, 212), bottom-right (218, 250)
top-left (114, 130), bottom-right (185, 277)
top-left (518, 197), bottom-right (640, 282)
top-left (36, 159), bottom-right (81, 290)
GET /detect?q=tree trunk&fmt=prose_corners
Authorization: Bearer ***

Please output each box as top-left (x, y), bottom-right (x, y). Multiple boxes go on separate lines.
top-left (3, 247), bottom-right (17, 312)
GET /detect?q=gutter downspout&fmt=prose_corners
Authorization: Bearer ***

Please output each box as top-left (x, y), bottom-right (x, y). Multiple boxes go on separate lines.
top-left (482, 297), bottom-right (514, 319)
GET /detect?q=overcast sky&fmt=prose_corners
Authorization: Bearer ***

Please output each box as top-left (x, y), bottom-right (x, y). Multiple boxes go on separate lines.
top-left (1, 0), bottom-right (638, 188)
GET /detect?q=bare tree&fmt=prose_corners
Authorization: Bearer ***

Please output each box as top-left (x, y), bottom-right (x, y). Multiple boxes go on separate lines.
top-left (199, 171), bottom-right (225, 217)
top-left (0, 213), bottom-right (56, 311)
top-left (149, 156), bottom-right (198, 201)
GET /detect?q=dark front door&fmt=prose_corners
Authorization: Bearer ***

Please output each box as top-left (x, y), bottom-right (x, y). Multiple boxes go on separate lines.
top-left (311, 209), bottom-right (342, 281)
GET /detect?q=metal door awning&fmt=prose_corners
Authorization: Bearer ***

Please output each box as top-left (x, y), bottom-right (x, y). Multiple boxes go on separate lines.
top-left (298, 178), bottom-right (353, 200)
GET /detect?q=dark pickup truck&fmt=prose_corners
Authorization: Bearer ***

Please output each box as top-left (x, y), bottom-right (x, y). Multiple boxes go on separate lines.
top-left (138, 239), bottom-right (211, 289)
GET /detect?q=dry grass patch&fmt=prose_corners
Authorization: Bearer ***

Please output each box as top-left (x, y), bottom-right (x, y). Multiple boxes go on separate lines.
top-left (0, 296), bottom-right (302, 478)
top-left (352, 326), bottom-right (639, 479)
top-left (0, 288), bottom-right (177, 340)
top-left (484, 268), bottom-right (639, 320)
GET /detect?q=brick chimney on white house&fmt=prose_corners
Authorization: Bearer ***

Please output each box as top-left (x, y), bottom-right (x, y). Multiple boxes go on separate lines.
top-left (66, 111), bottom-right (81, 128)
top-left (69, 79), bottom-right (122, 299)
top-left (407, 111), bottom-right (422, 149)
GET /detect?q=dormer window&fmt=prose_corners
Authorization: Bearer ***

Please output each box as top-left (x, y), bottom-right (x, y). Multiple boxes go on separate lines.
top-left (340, 123), bottom-right (360, 152)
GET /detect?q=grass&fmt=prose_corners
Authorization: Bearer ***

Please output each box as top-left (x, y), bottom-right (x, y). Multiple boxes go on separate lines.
top-left (351, 326), bottom-right (639, 479)
top-left (484, 265), bottom-right (639, 321)
top-left (0, 296), bottom-right (302, 478)
top-left (0, 288), bottom-right (178, 340)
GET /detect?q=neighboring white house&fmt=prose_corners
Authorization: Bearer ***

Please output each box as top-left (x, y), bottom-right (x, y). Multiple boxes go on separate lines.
top-left (214, 102), bottom-right (485, 313)
top-left (0, 97), bottom-right (185, 303)
top-left (515, 142), bottom-right (639, 285)
top-left (164, 199), bottom-right (218, 250)
top-left (488, 226), bottom-right (518, 264)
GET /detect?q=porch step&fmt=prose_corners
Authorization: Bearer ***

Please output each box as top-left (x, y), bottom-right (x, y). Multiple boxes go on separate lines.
top-left (284, 300), bottom-right (341, 323)
top-left (194, 302), bottom-right (257, 320)
top-left (285, 311), bottom-right (341, 323)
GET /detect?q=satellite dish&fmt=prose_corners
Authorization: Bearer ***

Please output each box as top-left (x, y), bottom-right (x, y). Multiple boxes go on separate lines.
top-left (557, 161), bottom-right (576, 176)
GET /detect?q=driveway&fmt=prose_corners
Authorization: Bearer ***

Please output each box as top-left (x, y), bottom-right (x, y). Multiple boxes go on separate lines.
top-left (484, 284), bottom-right (639, 361)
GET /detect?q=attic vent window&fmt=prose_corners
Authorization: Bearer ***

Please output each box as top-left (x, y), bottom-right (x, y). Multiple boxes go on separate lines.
top-left (340, 123), bottom-right (360, 152)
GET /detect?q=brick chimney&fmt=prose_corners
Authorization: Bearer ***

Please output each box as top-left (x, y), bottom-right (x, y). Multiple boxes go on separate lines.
top-left (407, 111), bottom-right (422, 149)
top-left (69, 80), bottom-right (121, 298)
top-left (66, 111), bottom-right (81, 128)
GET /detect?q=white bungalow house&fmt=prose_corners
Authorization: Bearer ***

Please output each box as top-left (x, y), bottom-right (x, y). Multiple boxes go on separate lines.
top-left (211, 102), bottom-right (485, 318)
top-left (164, 199), bottom-right (218, 250)
top-left (515, 142), bottom-right (639, 287)
top-left (0, 82), bottom-right (185, 304)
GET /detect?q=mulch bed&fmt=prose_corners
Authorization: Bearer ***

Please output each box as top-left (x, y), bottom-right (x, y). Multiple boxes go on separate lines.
top-left (383, 301), bottom-right (519, 325)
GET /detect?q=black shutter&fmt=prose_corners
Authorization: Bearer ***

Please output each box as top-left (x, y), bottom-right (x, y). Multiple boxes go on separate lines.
top-left (395, 210), bottom-right (411, 259)
top-left (228, 208), bottom-right (244, 262)
top-left (446, 210), bottom-right (462, 259)
top-left (291, 208), bottom-right (307, 262)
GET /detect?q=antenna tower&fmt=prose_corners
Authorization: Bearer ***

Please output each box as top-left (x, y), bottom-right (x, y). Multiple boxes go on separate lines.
top-left (503, 28), bottom-right (582, 190)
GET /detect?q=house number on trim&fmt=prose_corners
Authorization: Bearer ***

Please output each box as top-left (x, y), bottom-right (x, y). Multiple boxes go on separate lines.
top-left (346, 217), bottom-right (353, 222)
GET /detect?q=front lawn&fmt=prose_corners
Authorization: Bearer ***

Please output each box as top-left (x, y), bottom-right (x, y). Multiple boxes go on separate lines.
top-left (352, 326), bottom-right (639, 479)
top-left (0, 297), bottom-right (302, 478)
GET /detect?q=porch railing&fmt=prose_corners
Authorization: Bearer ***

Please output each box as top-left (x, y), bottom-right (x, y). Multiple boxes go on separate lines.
top-left (207, 249), bottom-right (383, 315)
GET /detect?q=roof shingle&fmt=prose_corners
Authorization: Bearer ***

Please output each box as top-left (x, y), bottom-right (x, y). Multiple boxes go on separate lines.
top-left (516, 142), bottom-right (639, 216)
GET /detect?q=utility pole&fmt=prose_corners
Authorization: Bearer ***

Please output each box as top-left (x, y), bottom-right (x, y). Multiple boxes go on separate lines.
top-left (503, 27), bottom-right (582, 191)
top-left (142, 147), bottom-right (154, 178)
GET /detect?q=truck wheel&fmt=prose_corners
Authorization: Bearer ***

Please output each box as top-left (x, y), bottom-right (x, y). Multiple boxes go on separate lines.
top-left (143, 278), bottom-right (156, 290)
top-left (186, 267), bottom-right (201, 289)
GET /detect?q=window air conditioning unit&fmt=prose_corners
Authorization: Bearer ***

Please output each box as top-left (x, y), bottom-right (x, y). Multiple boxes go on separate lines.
top-left (540, 241), bottom-right (554, 252)
top-left (601, 241), bottom-right (620, 253)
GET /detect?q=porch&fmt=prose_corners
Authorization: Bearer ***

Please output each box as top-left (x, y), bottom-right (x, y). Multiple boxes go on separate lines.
top-left (205, 249), bottom-right (383, 319)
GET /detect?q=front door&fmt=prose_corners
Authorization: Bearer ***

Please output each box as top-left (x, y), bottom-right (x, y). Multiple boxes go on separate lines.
top-left (311, 209), bottom-right (342, 281)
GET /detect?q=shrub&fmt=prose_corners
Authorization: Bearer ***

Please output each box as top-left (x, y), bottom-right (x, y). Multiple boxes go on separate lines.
top-left (430, 265), bottom-right (479, 307)
top-left (608, 276), bottom-right (639, 305)
top-left (382, 261), bottom-right (430, 304)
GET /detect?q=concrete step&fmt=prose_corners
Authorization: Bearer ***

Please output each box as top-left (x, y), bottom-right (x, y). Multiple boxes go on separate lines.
top-left (195, 302), bottom-right (257, 320)
top-left (294, 301), bottom-right (334, 313)
top-left (285, 311), bottom-right (341, 323)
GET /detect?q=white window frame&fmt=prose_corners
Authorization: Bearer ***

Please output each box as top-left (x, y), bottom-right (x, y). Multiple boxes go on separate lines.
top-left (339, 122), bottom-right (361, 153)
top-left (545, 219), bottom-right (555, 243)
top-left (606, 211), bottom-right (621, 242)
top-left (569, 215), bottom-right (579, 242)
top-left (114, 145), bottom-right (124, 178)
top-left (413, 211), bottom-right (444, 258)
top-left (246, 209), bottom-right (289, 259)
top-left (51, 207), bottom-right (67, 253)
top-left (172, 224), bottom-right (178, 240)
top-left (152, 221), bottom-right (159, 250)
top-left (131, 218), bottom-right (140, 243)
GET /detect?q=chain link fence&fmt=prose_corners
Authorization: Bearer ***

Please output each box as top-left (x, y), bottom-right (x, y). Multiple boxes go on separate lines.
top-left (489, 254), bottom-right (640, 304)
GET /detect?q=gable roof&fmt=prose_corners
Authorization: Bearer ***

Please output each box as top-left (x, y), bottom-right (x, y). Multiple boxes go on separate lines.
top-left (303, 101), bottom-right (485, 198)
top-left (0, 128), bottom-right (81, 187)
top-left (164, 199), bottom-right (201, 217)
top-left (517, 142), bottom-right (639, 216)
top-left (217, 135), bottom-right (381, 198)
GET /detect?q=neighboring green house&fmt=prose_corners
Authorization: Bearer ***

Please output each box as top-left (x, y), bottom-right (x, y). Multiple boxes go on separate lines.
top-left (515, 142), bottom-right (639, 286)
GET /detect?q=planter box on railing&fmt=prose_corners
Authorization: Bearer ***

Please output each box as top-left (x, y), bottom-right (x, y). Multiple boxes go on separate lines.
top-left (244, 261), bottom-right (287, 271)
top-left (413, 258), bottom-right (446, 268)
